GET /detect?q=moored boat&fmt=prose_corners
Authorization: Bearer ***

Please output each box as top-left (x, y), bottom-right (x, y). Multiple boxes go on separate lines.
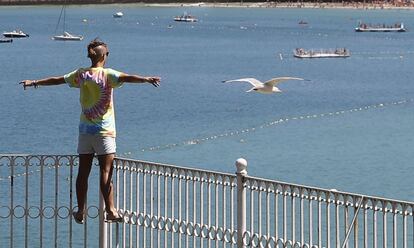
top-left (113, 12), bottom-right (123, 18)
top-left (53, 31), bottom-right (83, 41)
top-left (355, 22), bottom-right (405, 32)
top-left (52, 3), bottom-right (83, 42)
top-left (174, 13), bottom-right (197, 22)
top-left (0, 38), bottom-right (13, 43)
top-left (3, 30), bottom-right (29, 38)
top-left (294, 48), bottom-right (350, 58)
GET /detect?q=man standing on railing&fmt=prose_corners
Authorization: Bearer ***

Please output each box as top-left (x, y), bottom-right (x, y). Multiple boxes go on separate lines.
top-left (20, 38), bottom-right (161, 224)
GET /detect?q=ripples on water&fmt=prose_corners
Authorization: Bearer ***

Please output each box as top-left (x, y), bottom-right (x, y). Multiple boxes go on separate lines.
top-left (1, 6), bottom-right (414, 200)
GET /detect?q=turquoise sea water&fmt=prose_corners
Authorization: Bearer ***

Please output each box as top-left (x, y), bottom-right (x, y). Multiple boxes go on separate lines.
top-left (1, 5), bottom-right (414, 204)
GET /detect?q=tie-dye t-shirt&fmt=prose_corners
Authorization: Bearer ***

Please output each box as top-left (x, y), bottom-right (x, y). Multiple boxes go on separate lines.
top-left (64, 67), bottom-right (123, 137)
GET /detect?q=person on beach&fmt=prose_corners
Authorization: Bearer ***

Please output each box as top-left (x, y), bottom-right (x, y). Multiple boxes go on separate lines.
top-left (20, 38), bottom-right (161, 224)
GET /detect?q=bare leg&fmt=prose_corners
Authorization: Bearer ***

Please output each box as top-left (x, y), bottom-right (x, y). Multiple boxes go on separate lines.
top-left (98, 153), bottom-right (119, 218)
top-left (75, 154), bottom-right (94, 218)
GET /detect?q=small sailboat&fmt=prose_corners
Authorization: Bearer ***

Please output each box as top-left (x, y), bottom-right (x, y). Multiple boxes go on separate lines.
top-left (53, 31), bottom-right (84, 41)
top-left (52, 2), bottom-right (83, 41)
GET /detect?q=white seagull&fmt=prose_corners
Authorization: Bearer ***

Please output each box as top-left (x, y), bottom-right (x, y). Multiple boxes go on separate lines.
top-left (222, 77), bottom-right (306, 94)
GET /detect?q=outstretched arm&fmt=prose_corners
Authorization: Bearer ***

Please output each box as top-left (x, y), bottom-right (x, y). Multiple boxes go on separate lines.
top-left (118, 73), bottom-right (160, 87)
top-left (20, 76), bottom-right (66, 90)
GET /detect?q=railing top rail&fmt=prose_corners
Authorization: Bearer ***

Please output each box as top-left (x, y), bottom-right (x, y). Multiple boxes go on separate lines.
top-left (2, 154), bottom-right (413, 207)
top-left (0, 154), bottom-right (78, 159)
top-left (0, 153), bottom-right (33, 157)
top-left (245, 175), bottom-right (414, 207)
top-left (114, 156), bottom-right (237, 179)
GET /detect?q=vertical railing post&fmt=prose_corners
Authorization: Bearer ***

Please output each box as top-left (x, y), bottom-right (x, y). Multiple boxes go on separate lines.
top-left (99, 190), bottom-right (107, 248)
top-left (10, 156), bottom-right (15, 248)
top-left (236, 158), bottom-right (247, 248)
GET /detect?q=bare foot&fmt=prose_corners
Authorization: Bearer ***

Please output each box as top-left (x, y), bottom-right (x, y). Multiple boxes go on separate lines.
top-left (105, 209), bottom-right (123, 223)
top-left (73, 211), bottom-right (84, 224)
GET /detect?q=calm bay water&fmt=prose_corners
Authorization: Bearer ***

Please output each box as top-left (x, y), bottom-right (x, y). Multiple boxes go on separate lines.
top-left (1, 4), bottom-right (414, 204)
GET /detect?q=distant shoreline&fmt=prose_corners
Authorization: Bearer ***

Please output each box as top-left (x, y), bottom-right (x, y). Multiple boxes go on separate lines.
top-left (150, 2), bottom-right (414, 10)
top-left (153, 2), bottom-right (414, 10)
top-left (0, 1), bottom-right (413, 10)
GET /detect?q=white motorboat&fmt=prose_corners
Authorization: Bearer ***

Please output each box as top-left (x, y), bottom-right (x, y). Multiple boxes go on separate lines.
top-left (113, 12), bottom-right (123, 18)
top-left (3, 30), bottom-right (29, 38)
top-left (294, 48), bottom-right (350, 58)
top-left (53, 31), bottom-right (83, 41)
top-left (174, 13), bottom-right (198, 22)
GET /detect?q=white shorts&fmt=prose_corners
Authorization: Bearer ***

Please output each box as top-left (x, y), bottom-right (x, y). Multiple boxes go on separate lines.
top-left (77, 134), bottom-right (116, 155)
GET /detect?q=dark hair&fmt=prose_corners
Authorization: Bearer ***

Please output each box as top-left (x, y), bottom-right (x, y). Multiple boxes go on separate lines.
top-left (87, 38), bottom-right (108, 58)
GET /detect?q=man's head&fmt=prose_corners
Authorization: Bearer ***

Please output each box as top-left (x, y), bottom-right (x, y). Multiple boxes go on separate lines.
top-left (87, 38), bottom-right (109, 64)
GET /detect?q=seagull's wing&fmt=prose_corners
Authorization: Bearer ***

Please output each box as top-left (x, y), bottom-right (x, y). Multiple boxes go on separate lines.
top-left (222, 78), bottom-right (263, 87)
top-left (264, 77), bottom-right (305, 86)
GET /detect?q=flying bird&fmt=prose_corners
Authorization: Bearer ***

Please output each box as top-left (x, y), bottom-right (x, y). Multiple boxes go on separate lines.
top-left (222, 77), bottom-right (306, 94)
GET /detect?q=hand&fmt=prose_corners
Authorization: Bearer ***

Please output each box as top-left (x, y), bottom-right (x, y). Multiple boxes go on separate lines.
top-left (20, 80), bottom-right (38, 90)
top-left (146, 77), bottom-right (160, 87)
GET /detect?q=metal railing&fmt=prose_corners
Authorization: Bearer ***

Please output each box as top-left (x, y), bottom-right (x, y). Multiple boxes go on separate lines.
top-left (1, 154), bottom-right (414, 247)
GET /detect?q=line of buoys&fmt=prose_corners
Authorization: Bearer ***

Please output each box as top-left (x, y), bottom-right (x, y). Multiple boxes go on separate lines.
top-left (132, 98), bottom-right (413, 154)
top-left (2, 98), bottom-right (412, 181)
top-left (0, 164), bottom-right (61, 181)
